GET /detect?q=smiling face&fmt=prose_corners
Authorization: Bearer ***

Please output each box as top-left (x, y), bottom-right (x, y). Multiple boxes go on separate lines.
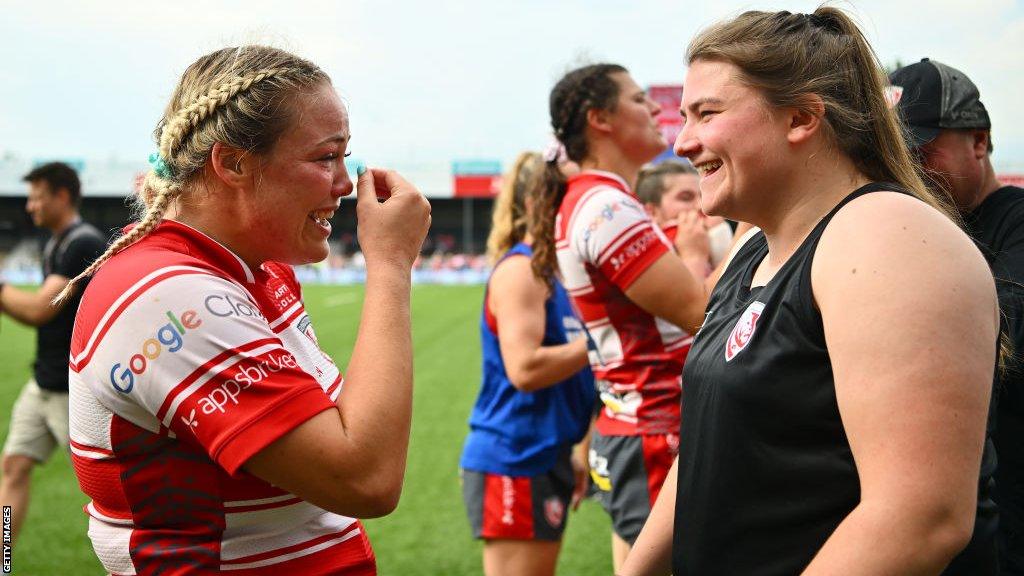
top-left (674, 59), bottom-right (790, 220)
top-left (244, 83), bottom-right (354, 266)
top-left (605, 72), bottom-right (669, 165)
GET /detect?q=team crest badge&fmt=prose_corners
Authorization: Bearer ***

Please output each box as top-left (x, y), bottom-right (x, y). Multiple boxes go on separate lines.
top-left (724, 301), bottom-right (766, 362)
top-left (297, 315), bottom-right (319, 346)
top-left (544, 496), bottom-right (565, 528)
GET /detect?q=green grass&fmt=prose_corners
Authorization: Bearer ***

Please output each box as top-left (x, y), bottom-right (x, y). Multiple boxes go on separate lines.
top-left (0, 284), bottom-right (612, 574)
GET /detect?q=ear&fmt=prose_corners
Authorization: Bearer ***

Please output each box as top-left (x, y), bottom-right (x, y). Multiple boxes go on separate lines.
top-left (53, 186), bottom-right (73, 206)
top-left (586, 107), bottom-right (614, 135)
top-left (210, 142), bottom-right (252, 189)
top-left (785, 94), bottom-right (826, 146)
top-left (970, 130), bottom-right (989, 160)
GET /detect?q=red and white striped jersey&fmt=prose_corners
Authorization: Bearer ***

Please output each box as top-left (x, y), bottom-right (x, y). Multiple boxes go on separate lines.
top-left (556, 171), bottom-right (690, 436)
top-left (69, 220), bottom-right (375, 575)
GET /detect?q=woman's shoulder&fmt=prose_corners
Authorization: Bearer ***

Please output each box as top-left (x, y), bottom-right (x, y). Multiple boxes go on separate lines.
top-left (814, 190), bottom-right (993, 312)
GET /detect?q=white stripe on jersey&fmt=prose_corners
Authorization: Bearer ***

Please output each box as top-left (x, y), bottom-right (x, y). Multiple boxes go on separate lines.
top-left (159, 340), bottom-right (281, 429)
top-left (596, 220), bottom-right (650, 267)
top-left (221, 507), bottom-right (358, 565)
top-left (224, 494), bottom-right (300, 509)
top-left (268, 300), bottom-right (303, 331)
top-left (222, 529), bottom-right (361, 571)
top-left (86, 502), bottom-right (133, 525)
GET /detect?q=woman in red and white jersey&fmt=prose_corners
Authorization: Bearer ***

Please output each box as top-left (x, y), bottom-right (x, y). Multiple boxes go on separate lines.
top-left (529, 63), bottom-right (713, 571)
top-left (61, 46), bottom-right (429, 575)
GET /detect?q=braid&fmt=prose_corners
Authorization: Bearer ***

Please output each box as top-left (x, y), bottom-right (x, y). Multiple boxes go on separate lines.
top-left (529, 162), bottom-right (568, 288)
top-left (51, 176), bottom-right (180, 306)
top-left (531, 63), bottom-right (626, 288)
top-left (51, 48), bottom-right (327, 305)
top-left (159, 68), bottom-right (284, 160)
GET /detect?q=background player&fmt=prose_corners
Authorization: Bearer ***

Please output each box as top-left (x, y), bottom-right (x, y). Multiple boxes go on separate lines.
top-left (460, 151), bottom-right (596, 576)
top-left (530, 63), bottom-right (711, 571)
top-left (0, 162), bottom-right (105, 546)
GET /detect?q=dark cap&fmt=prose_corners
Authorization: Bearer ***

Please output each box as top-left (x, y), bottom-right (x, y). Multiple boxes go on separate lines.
top-left (887, 58), bottom-right (991, 148)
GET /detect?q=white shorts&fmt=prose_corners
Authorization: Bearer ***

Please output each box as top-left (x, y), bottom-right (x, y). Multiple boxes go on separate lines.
top-left (2, 379), bottom-right (69, 462)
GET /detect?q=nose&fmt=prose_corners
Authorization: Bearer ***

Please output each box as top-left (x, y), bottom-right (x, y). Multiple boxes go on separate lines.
top-left (335, 163), bottom-right (355, 198)
top-left (648, 96), bottom-right (662, 117)
top-left (674, 121), bottom-right (700, 159)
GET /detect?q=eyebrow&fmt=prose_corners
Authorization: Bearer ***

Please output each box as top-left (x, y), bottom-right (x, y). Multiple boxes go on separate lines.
top-left (317, 133), bottom-right (350, 145)
top-left (680, 97), bottom-right (725, 116)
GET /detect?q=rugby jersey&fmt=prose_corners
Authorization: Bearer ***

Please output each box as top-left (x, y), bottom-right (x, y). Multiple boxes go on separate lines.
top-left (556, 170), bottom-right (690, 436)
top-left (69, 220), bottom-right (374, 575)
top-left (461, 243), bottom-right (596, 476)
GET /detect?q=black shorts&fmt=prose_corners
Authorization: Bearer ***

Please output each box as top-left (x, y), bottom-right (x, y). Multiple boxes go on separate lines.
top-left (589, 429), bottom-right (678, 544)
top-left (461, 453), bottom-right (574, 542)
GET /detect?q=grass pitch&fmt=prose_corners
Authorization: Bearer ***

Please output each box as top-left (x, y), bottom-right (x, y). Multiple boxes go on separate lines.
top-left (0, 284), bottom-right (612, 574)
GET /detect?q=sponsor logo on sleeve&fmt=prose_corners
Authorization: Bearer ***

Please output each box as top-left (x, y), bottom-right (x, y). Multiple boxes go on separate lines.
top-left (182, 351), bottom-right (298, 432)
top-left (608, 229), bottom-right (658, 272)
top-left (109, 310), bottom-right (202, 394)
top-left (724, 301), bottom-right (766, 362)
top-left (204, 293), bottom-right (265, 320)
top-left (582, 201), bottom-right (623, 243)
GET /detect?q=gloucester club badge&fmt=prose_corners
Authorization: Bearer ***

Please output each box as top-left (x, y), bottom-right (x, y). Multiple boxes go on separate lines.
top-left (725, 301), bottom-right (766, 362)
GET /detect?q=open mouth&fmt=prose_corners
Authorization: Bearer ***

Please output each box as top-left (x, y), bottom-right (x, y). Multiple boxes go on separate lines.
top-left (309, 209), bottom-right (335, 232)
top-left (695, 160), bottom-right (722, 179)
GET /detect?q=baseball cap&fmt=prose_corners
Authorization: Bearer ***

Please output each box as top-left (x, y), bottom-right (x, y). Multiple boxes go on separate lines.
top-left (887, 58), bottom-right (991, 147)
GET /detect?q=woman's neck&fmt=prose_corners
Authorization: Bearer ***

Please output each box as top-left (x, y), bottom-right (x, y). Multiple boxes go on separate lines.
top-left (580, 154), bottom-right (643, 192)
top-left (757, 153), bottom-right (870, 268)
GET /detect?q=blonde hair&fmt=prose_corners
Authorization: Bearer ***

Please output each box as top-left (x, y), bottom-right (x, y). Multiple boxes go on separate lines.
top-left (486, 152), bottom-right (543, 266)
top-left (54, 46), bottom-right (329, 303)
top-left (687, 7), bottom-right (955, 220)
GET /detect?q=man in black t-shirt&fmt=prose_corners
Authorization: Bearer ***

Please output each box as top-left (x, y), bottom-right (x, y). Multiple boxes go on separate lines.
top-left (0, 162), bottom-right (105, 545)
top-left (891, 59), bottom-right (1024, 575)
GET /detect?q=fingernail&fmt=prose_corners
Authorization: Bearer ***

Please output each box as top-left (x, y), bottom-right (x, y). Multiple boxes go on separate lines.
top-left (357, 165), bottom-right (366, 177)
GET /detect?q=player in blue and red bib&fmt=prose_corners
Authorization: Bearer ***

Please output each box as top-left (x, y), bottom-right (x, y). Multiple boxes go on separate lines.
top-left (460, 151), bottom-right (596, 576)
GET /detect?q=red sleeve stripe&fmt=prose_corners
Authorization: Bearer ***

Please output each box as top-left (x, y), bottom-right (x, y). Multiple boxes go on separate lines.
top-left (220, 523), bottom-right (361, 567)
top-left (596, 221), bottom-right (654, 265)
top-left (271, 305), bottom-right (307, 335)
top-left (155, 338), bottom-right (282, 424)
top-left (325, 374), bottom-right (343, 399)
top-left (72, 266), bottom-right (223, 371)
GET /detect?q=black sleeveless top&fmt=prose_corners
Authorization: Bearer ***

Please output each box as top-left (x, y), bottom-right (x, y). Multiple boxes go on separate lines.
top-left (673, 183), bottom-right (997, 575)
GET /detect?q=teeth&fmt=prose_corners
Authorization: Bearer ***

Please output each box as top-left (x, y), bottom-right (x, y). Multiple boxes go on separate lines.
top-left (310, 210), bottom-right (335, 225)
top-left (695, 161), bottom-right (722, 176)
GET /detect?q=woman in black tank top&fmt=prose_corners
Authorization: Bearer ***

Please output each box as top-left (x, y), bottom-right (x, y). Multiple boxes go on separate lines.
top-left (620, 9), bottom-right (999, 576)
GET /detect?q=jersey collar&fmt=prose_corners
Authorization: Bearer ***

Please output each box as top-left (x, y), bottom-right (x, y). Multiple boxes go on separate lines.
top-left (146, 219), bottom-right (259, 285)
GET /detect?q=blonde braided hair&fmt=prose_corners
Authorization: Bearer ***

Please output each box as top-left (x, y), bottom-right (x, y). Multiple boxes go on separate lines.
top-left (158, 68), bottom-right (283, 161)
top-left (53, 46), bottom-right (328, 304)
